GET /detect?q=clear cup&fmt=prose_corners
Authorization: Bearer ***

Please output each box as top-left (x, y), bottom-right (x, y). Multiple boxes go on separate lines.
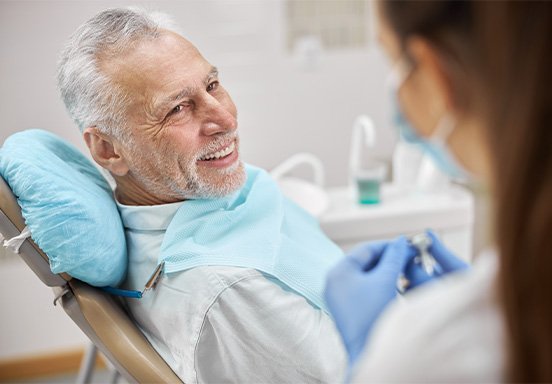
top-left (353, 161), bottom-right (387, 205)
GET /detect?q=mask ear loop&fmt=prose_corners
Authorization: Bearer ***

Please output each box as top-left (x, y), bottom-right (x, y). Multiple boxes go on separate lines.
top-left (386, 57), bottom-right (415, 91)
top-left (430, 114), bottom-right (456, 145)
top-left (391, 53), bottom-right (456, 147)
top-left (426, 113), bottom-right (471, 181)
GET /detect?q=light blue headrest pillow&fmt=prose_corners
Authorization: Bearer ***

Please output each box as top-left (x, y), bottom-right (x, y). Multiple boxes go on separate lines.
top-left (0, 129), bottom-right (127, 286)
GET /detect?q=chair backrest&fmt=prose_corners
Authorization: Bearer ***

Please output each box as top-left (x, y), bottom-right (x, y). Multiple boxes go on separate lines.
top-left (0, 176), bottom-right (182, 383)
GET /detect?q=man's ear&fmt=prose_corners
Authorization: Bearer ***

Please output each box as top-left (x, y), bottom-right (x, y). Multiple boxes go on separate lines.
top-left (83, 127), bottom-right (129, 177)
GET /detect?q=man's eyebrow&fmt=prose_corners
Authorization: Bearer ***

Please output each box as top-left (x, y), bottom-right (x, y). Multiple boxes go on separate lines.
top-left (158, 66), bottom-right (219, 111)
top-left (206, 66), bottom-right (219, 83)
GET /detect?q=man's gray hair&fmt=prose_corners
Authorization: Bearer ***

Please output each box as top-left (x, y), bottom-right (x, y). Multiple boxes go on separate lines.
top-left (57, 7), bottom-right (179, 140)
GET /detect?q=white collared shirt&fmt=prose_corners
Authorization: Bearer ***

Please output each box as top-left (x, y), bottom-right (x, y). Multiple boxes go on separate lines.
top-left (117, 201), bottom-right (346, 384)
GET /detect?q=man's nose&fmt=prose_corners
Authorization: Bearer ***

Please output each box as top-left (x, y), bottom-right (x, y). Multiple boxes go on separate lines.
top-left (201, 97), bottom-right (237, 135)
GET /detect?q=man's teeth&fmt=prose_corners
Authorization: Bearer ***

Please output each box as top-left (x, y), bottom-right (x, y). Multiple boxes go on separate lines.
top-left (199, 141), bottom-right (235, 161)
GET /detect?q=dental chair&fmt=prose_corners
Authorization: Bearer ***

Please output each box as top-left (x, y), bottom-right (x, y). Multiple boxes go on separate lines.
top-left (0, 170), bottom-right (182, 383)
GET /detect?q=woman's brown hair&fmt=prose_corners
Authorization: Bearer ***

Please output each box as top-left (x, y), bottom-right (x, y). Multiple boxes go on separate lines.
top-left (382, 1), bottom-right (552, 382)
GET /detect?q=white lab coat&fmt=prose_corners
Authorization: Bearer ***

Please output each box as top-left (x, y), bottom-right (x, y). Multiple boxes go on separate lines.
top-left (352, 251), bottom-right (506, 383)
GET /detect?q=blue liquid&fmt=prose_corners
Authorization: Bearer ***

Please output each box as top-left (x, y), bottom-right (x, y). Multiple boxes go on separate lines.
top-left (356, 179), bottom-right (381, 204)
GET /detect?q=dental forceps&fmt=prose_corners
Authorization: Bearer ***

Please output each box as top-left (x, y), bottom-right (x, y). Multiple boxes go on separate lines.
top-left (397, 233), bottom-right (442, 293)
top-left (410, 233), bottom-right (440, 276)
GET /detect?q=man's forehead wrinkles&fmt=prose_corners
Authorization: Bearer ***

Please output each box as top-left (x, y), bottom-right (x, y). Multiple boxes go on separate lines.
top-left (169, 86), bottom-right (195, 102)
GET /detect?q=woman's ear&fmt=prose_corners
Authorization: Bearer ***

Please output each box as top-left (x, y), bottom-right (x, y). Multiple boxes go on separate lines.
top-left (83, 127), bottom-right (129, 176)
top-left (406, 36), bottom-right (458, 119)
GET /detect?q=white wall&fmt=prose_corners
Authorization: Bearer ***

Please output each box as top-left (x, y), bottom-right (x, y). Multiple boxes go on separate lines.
top-left (0, 0), bottom-right (395, 359)
top-left (0, 0), bottom-right (394, 186)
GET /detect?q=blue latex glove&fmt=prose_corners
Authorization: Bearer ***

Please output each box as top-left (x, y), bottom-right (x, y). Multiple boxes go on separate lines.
top-left (403, 229), bottom-right (470, 291)
top-left (324, 236), bottom-right (415, 365)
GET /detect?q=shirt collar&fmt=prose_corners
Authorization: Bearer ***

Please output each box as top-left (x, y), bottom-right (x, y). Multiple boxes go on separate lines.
top-left (117, 200), bottom-right (184, 231)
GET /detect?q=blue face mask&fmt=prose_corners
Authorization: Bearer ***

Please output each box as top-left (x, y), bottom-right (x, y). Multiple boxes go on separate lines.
top-left (388, 60), bottom-right (468, 180)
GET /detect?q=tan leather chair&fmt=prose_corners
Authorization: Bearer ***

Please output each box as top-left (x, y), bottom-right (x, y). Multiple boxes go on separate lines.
top-left (0, 175), bottom-right (183, 383)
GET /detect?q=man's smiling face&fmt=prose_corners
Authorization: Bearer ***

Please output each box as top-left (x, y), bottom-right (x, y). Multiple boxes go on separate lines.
top-left (102, 30), bottom-right (245, 201)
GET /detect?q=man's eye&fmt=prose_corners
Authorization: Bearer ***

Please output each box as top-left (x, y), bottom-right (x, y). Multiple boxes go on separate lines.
top-left (207, 81), bottom-right (219, 92)
top-left (169, 104), bottom-right (186, 116)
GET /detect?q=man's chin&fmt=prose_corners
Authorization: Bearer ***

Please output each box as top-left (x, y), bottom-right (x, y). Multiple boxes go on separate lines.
top-left (190, 160), bottom-right (246, 199)
top-left (217, 160), bottom-right (247, 194)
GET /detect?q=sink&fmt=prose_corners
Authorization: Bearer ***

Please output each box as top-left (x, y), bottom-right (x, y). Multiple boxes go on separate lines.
top-left (271, 153), bottom-right (329, 218)
top-left (277, 177), bottom-right (329, 218)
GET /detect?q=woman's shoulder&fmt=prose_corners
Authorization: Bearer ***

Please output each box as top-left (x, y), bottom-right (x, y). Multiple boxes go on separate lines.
top-left (352, 251), bottom-right (506, 383)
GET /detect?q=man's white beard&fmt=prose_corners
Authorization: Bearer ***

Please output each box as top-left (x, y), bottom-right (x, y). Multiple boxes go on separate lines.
top-left (127, 134), bottom-right (246, 201)
top-left (169, 158), bottom-right (246, 200)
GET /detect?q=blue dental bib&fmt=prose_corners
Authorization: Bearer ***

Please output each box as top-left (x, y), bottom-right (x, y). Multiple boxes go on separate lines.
top-left (160, 165), bottom-right (343, 312)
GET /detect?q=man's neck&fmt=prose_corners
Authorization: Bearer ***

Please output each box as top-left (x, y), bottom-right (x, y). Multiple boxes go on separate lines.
top-left (113, 174), bottom-right (184, 206)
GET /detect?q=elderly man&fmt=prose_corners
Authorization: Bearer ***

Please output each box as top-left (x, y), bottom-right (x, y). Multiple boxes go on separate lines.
top-left (57, 7), bottom-right (346, 384)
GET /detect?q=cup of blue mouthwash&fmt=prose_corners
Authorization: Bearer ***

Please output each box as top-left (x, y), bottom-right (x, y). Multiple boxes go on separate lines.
top-left (353, 161), bottom-right (387, 205)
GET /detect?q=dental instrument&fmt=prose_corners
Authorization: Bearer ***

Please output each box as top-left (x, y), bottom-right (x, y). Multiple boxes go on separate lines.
top-left (410, 233), bottom-right (441, 276)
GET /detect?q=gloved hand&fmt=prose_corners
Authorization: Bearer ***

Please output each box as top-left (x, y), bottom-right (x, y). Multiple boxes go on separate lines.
top-left (403, 229), bottom-right (470, 291)
top-left (324, 236), bottom-right (415, 365)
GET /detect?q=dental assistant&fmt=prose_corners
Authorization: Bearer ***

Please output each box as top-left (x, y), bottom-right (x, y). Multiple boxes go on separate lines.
top-left (324, 1), bottom-right (552, 382)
